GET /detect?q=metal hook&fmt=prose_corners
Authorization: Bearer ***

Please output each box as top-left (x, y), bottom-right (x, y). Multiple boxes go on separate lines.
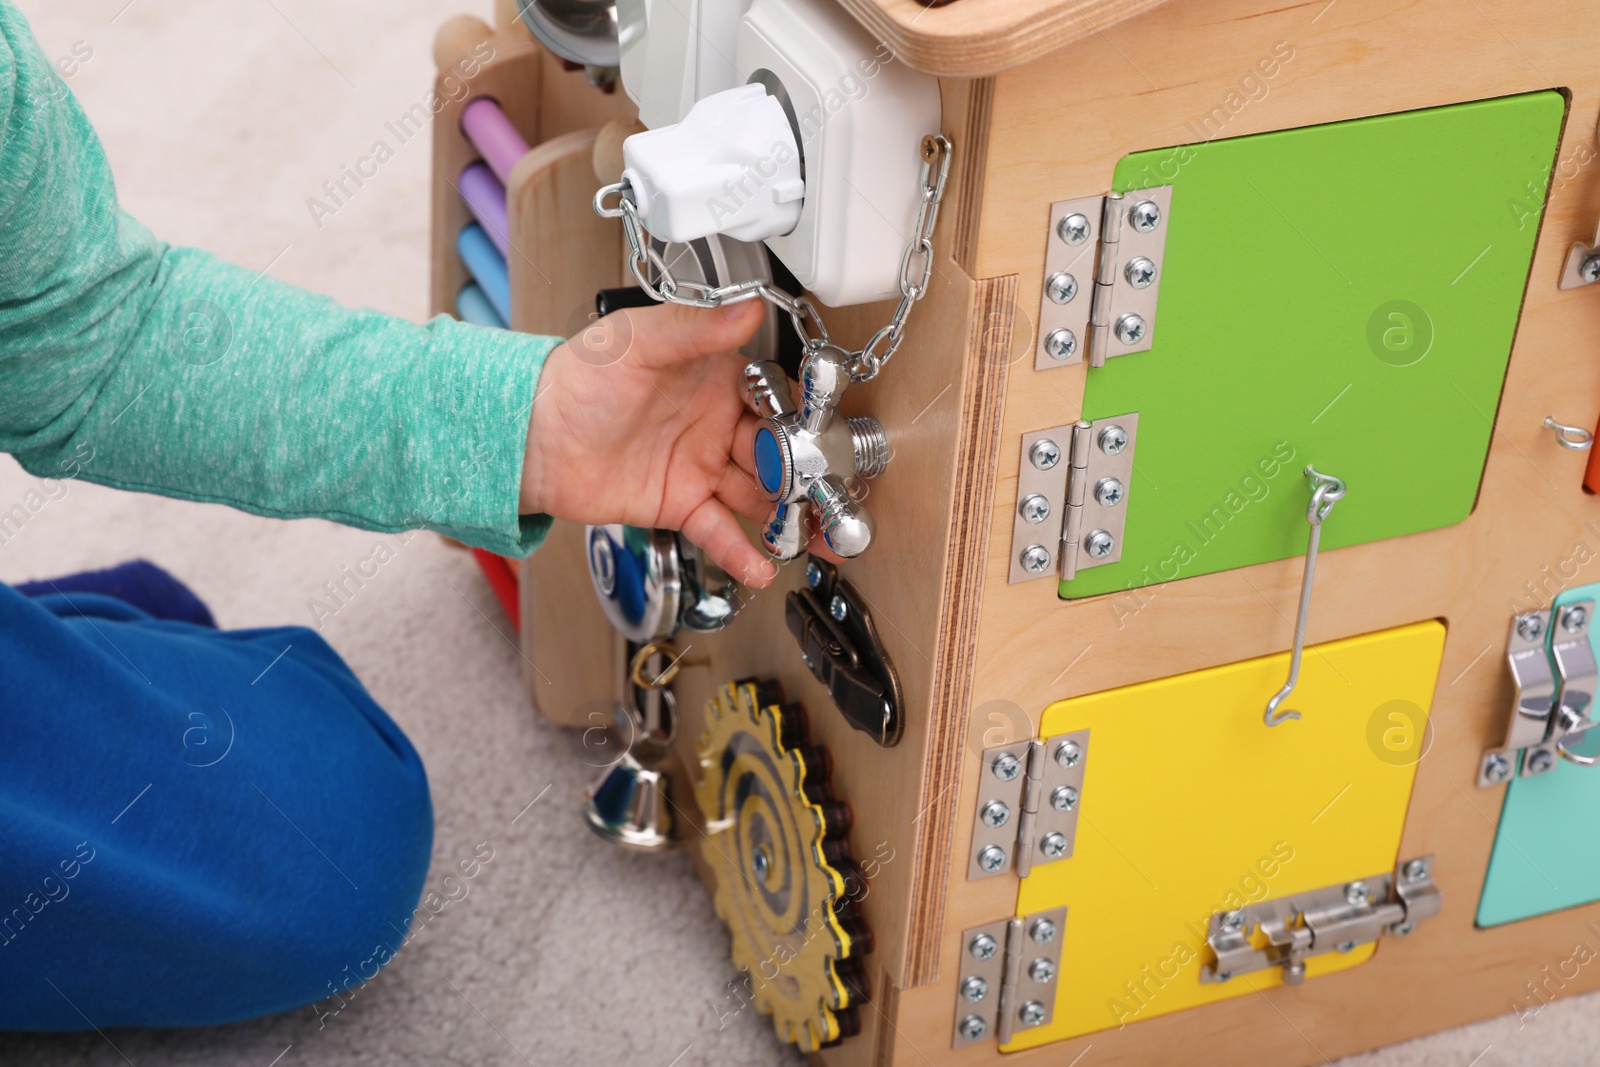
top-left (1264, 466), bottom-right (1348, 727)
top-left (1544, 416), bottom-right (1594, 452)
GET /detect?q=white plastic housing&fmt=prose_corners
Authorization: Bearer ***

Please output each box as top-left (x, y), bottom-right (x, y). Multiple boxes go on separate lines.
top-left (616, 0), bottom-right (747, 130)
top-left (622, 84), bottom-right (804, 244)
top-left (736, 0), bottom-right (940, 307)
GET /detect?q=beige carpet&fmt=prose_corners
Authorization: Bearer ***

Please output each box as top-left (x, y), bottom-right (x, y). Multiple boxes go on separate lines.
top-left (0, 2), bottom-right (1594, 1064)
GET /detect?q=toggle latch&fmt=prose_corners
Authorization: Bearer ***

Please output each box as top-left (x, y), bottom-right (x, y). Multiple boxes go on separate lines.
top-left (1201, 855), bottom-right (1442, 986)
top-left (785, 555), bottom-right (904, 746)
top-left (1480, 600), bottom-right (1599, 785)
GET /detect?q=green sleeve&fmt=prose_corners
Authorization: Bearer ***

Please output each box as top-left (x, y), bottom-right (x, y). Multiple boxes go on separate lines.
top-left (0, 1), bottom-right (556, 558)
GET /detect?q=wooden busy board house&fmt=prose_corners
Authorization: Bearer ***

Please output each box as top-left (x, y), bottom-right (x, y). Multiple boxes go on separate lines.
top-left (429, 0), bottom-right (1600, 1062)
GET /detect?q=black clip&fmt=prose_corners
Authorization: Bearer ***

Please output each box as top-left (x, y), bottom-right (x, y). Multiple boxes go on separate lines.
top-left (785, 556), bottom-right (904, 746)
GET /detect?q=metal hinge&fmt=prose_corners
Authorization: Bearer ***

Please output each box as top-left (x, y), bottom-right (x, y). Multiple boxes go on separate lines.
top-left (1201, 855), bottom-right (1442, 986)
top-left (968, 731), bottom-right (1088, 879)
top-left (1480, 601), bottom-right (1598, 785)
top-left (951, 906), bottom-right (1068, 1048)
top-left (1009, 413), bottom-right (1138, 584)
top-left (1035, 187), bottom-right (1172, 370)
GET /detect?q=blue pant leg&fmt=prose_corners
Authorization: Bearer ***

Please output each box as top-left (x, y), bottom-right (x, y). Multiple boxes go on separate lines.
top-left (0, 585), bottom-right (433, 1030)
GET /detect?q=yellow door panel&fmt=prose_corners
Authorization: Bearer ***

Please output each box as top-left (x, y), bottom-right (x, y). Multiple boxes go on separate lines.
top-left (1008, 620), bottom-right (1446, 1050)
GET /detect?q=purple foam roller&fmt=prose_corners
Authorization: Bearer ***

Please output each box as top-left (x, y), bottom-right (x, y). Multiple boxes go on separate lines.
top-left (459, 162), bottom-right (509, 256)
top-left (461, 97), bottom-right (530, 185)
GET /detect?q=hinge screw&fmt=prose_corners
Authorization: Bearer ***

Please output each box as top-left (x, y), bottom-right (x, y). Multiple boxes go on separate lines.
top-left (1093, 477), bottom-right (1125, 507)
top-left (977, 845), bottom-right (1007, 873)
top-left (1028, 957), bottom-right (1056, 983)
top-left (969, 932), bottom-right (999, 960)
top-left (1057, 212), bottom-right (1091, 245)
top-left (1045, 272), bottom-right (1078, 304)
top-left (1084, 530), bottom-right (1116, 559)
top-left (960, 976), bottom-right (989, 1002)
top-left (829, 595), bottom-right (849, 622)
top-left (1515, 613), bottom-right (1545, 642)
top-left (805, 561), bottom-right (824, 588)
top-left (1054, 739), bottom-right (1081, 768)
top-left (992, 752), bottom-right (1022, 781)
top-left (1113, 313), bottom-right (1148, 346)
top-left (1483, 753), bottom-right (1512, 784)
top-left (1019, 544), bottom-right (1052, 574)
top-left (1097, 425), bottom-right (1128, 456)
top-left (1044, 328), bottom-right (1078, 361)
top-left (1220, 910), bottom-right (1245, 933)
top-left (1029, 917), bottom-right (1057, 945)
top-left (1529, 748), bottom-right (1557, 774)
top-left (1029, 439), bottom-right (1061, 471)
top-left (958, 1015), bottom-right (987, 1041)
top-left (1019, 494), bottom-right (1051, 524)
top-left (1040, 832), bottom-right (1069, 859)
top-left (1581, 254), bottom-right (1600, 284)
top-left (1049, 785), bottom-right (1078, 812)
top-left (1402, 858), bottom-right (1430, 884)
top-left (1562, 605), bottom-right (1588, 633)
top-left (1128, 199), bottom-right (1162, 233)
top-left (980, 800), bottom-right (1011, 828)
top-left (1018, 1000), bottom-right (1048, 1027)
top-left (1344, 881), bottom-right (1369, 906)
top-left (1123, 256), bottom-right (1156, 289)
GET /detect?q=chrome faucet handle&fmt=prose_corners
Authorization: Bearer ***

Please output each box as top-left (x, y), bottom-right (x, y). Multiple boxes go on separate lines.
top-left (743, 352), bottom-right (889, 560)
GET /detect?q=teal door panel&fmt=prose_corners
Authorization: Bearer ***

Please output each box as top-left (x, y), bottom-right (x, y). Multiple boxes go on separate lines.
top-left (1480, 581), bottom-right (1600, 927)
top-left (1063, 92), bottom-right (1566, 600)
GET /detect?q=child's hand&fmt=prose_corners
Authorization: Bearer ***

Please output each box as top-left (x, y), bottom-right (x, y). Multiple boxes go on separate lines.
top-left (521, 300), bottom-right (780, 588)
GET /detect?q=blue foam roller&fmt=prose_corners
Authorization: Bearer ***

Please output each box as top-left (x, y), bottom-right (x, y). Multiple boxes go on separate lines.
top-left (455, 282), bottom-right (507, 329)
top-left (456, 223), bottom-right (510, 324)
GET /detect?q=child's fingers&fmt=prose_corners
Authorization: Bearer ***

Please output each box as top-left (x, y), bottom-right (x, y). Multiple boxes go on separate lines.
top-left (623, 299), bottom-right (764, 367)
top-left (716, 460), bottom-right (770, 524)
top-left (679, 497), bottom-right (777, 589)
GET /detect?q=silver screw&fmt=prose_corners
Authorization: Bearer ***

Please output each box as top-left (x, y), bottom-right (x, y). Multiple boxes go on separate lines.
top-left (1044, 328), bottom-right (1078, 361)
top-left (1128, 200), bottom-right (1162, 233)
top-left (969, 932), bottom-right (999, 961)
top-left (1220, 910), bottom-right (1245, 933)
top-left (1028, 957), bottom-right (1056, 983)
top-left (978, 845), bottom-right (1007, 873)
top-left (1582, 254), bottom-right (1600, 284)
top-left (1040, 832), bottom-right (1069, 859)
top-left (1085, 529), bottom-right (1115, 559)
top-left (1019, 494), bottom-right (1051, 524)
top-left (1484, 753), bottom-right (1512, 783)
top-left (1403, 858), bottom-right (1429, 884)
top-left (980, 800), bottom-right (1011, 828)
top-left (805, 561), bottom-right (823, 588)
top-left (1057, 212), bottom-right (1090, 245)
top-left (830, 595), bottom-right (848, 622)
top-left (1054, 739), bottom-right (1081, 768)
top-left (1124, 256), bottom-right (1156, 289)
top-left (1019, 545), bottom-right (1052, 574)
top-left (1516, 613), bottom-right (1545, 642)
top-left (1045, 272), bottom-right (1078, 304)
top-left (1562, 605), bottom-right (1588, 633)
top-left (960, 976), bottom-right (989, 1003)
top-left (1029, 439), bottom-right (1061, 471)
top-left (1114, 313), bottom-right (1148, 346)
top-left (1050, 785), bottom-right (1078, 812)
top-left (751, 847), bottom-right (771, 883)
top-left (1093, 477), bottom-right (1125, 507)
top-left (1392, 921), bottom-right (1415, 938)
top-left (992, 752), bottom-right (1022, 781)
top-left (1097, 425), bottom-right (1128, 455)
top-left (958, 1015), bottom-right (987, 1041)
top-left (1344, 881), bottom-right (1369, 906)
top-left (1336, 940), bottom-right (1358, 954)
top-left (1529, 748), bottom-right (1557, 774)
top-left (1019, 1000), bottom-right (1047, 1027)
top-left (1029, 917), bottom-right (1057, 945)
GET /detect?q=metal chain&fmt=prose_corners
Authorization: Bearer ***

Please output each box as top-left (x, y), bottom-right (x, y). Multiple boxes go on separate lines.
top-left (593, 134), bottom-right (952, 382)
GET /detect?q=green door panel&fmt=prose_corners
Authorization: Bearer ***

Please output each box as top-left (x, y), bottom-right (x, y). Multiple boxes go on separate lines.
top-left (1479, 580), bottom-right (1600, 928)
top-left (1062, 92), bottom-right (1566, 600)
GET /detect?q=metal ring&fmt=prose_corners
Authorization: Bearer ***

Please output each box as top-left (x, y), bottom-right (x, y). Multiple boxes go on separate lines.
top-left (1544, 416), bottom-right (1594, 451)
top-left (593, 180), bottom-right (631, 218)
top-left (630, 642), bottom-right (684, 690)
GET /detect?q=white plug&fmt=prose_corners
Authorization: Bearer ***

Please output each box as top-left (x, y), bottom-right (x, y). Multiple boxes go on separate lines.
top-left (621, 83), bottom-right (804, 245)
